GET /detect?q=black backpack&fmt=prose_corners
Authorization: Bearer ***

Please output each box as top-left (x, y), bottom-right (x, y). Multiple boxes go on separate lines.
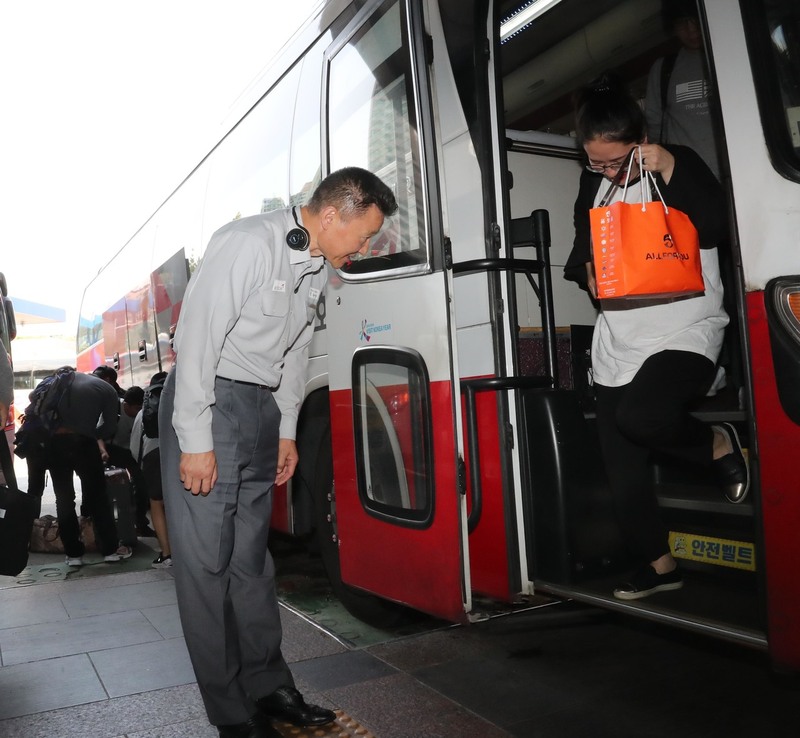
top-left (14, 367), bottom-right (75, 457)
top-left (142, 376), bottom-right (166, 438)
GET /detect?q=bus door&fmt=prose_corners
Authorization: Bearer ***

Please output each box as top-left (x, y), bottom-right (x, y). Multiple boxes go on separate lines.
top-left (322, 0), bottom-right (472, 622)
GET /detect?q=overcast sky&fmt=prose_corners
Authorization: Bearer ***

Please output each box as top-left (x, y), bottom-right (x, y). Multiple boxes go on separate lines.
top-left (0, 1), bottom-right (318, 328)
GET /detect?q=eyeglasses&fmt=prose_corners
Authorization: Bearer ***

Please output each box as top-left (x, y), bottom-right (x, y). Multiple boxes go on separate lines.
top-left (585, 152), bottom-right (634, 175)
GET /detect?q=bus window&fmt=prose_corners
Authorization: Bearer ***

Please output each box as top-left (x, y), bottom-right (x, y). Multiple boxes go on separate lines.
top-left (78, 222), bottom-right (157, 376)
top-left (290, 38), bottom-right (327, 207)
top-left (326, 0), bottom-right (428, 278)
top-left (202, 65), bottom-right (300, 245)
top-left (742, 0), bottom-right (800, 179)
top-left (352, 346), bottom-right (433, 527)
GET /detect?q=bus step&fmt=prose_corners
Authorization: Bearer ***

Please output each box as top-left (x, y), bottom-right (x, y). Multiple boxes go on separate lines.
top-left (656, 482), bottom-right (753, 517)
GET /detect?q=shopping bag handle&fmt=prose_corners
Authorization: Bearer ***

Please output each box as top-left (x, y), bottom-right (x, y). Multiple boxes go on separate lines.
top-left (613, 146), bottom-right (670, 214)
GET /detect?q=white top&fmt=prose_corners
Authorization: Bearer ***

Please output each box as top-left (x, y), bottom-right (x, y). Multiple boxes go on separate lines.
top-left (111, 399), bottom-right (135, 450)
top-left (591, 181), bottom-right (729, 387)
top-left (172, 208), bottom-right (327, 453)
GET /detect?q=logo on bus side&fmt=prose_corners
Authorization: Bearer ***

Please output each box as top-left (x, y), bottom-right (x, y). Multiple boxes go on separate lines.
top-left (360, 318), bottom-right (392, 342)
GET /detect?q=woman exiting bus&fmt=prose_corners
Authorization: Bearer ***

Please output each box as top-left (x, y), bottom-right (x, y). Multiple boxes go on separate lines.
top-left (564, 74), bottom-right (748, 600)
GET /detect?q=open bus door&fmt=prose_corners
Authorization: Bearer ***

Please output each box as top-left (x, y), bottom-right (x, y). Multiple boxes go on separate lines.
top-left (321, 0), bottom-right (472, 623)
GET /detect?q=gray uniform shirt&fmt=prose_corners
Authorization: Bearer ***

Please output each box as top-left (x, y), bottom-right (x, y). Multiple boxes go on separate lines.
top-left (0, 342), bottom-right (12, 409)
top-left (172, 208), bottom-right (327, 454)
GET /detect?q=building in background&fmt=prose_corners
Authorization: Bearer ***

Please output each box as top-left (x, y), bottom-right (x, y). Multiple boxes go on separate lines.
top-left (8, 297), bottom-right (73, 389)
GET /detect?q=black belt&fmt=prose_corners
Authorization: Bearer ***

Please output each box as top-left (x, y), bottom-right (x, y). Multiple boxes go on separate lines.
top-left (216, 376), bottom-right (272, 390)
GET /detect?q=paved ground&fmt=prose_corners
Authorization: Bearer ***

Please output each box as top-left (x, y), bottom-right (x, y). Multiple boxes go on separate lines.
top-left (1, 456), bottom-right (799, 737)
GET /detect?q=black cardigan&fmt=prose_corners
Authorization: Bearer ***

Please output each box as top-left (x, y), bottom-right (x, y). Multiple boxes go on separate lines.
top-left (563, 144), bottom-right (727, 289)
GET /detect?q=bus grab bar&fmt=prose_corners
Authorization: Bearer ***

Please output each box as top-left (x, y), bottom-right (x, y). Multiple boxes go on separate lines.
top-left (453, 210), bottom-right (559, 533)
top-left (451, 209), bottom-right (558, 387)
top-left (460, 376), bottom-right (551, 533)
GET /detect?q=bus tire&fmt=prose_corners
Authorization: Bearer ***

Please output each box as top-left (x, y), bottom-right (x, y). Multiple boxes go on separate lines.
top-left (312, 424), bottom-right (412, 629)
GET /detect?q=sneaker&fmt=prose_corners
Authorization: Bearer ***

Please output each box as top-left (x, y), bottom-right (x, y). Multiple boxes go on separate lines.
top-left (713, 423), bottom-right (750, 504)
top-left (104, 545), bottom-right (134, 562)
top-left (613, 565), bottom-right (683, 600)
top-left (151, 554), bottom-right (173, 569)
top-left (65, 556), bottom-right (84, 567)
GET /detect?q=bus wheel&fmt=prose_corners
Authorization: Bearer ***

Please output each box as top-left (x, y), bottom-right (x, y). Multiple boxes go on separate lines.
top-left (312, 426), bottom-right (412, 629)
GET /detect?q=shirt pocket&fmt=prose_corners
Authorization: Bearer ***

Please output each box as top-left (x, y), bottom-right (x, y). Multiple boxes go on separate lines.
top-left (260, 288), bottom-right (290, 318)
top-left (305, 286), bottom-right (322, 324)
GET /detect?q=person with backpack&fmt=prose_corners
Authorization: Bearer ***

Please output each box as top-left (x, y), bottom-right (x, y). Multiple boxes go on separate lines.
top-left (130, 372), bottom-right (171, 568)
top-left (644, 0), bottom-right (720, 178)
top-left (48, 369), bottom-right (132, 564)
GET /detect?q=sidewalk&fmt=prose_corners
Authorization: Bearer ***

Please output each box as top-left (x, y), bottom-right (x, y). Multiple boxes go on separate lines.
top-left (0, 454), bottom-right (508, 738)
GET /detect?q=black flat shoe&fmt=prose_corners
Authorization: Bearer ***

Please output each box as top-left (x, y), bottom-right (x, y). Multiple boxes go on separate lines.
top-left (613, 565), bottom-right (683, 600)
top-left (217, 715), bottom-right (280, 738)
top-left (257, 686), bottom-right (336, 727)
top-left (713, 423), bottom-right (750, 504)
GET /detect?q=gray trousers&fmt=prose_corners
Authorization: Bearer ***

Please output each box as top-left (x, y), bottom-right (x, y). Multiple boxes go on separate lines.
top-left (160, 371), bottom-right (293, 725)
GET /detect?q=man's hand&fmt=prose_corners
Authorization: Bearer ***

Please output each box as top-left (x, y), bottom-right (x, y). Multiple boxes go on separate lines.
top-left (180, 451), bottom-right (218, 496)
top-left (275, 438), bottom-right (299, 486)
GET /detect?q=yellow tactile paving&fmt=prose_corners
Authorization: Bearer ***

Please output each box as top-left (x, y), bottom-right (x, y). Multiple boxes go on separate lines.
top-left (274, 711), bottom-right (376, 738)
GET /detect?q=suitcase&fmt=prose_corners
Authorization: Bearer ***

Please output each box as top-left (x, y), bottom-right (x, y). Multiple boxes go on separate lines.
top-left (0, 438), bottom-right (37, 576)
top-left (104, 466), bottom-right (137, 546)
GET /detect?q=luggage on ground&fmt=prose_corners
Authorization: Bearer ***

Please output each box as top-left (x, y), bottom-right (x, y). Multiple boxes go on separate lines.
top-left (0, 438), bottom-right (37, 576)
top-left (105, 466), bottom-right (137, 546)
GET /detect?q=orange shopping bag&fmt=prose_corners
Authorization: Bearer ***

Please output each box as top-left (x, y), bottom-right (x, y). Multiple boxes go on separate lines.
top-left (589, 148), bottom-right (704, 300)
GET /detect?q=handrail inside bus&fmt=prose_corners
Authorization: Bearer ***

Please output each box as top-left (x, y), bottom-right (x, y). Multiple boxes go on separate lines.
top-left (460, 376), bottom-right (553, 533)
top-left (454, 210), bottom-right (559, 533)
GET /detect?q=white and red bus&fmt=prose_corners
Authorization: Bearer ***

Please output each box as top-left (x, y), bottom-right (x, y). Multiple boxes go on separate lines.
top-left (78, 0), bottom-right (800, 672)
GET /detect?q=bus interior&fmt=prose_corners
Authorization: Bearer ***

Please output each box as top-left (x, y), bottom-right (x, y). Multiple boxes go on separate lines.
top-left (481, 0), bottom-right (764, 645)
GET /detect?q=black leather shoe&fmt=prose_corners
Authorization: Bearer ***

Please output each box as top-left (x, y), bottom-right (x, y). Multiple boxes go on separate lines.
top-left (713, 423), bottom-right (750, 503)
top-left (217, 715), bottom-right (280, 738)
top-left (256, 686), bottom-right (336, 727)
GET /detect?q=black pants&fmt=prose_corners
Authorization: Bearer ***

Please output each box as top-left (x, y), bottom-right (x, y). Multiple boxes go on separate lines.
top-left (595, 350), bottom-right (716, 563)
top-left (49, 434), bottom-right (120, 557)
top-left (25, 441), bottom-right (49, 518)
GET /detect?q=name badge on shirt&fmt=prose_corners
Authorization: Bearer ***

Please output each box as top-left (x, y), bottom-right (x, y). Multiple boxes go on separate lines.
top-left (272, 280), bottom-right (287, 293)
top-left (308, 287), bottom-right (320, 302)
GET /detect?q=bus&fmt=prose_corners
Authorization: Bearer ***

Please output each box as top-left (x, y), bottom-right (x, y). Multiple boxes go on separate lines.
top-left (77, 0), bottom-right (800, 672)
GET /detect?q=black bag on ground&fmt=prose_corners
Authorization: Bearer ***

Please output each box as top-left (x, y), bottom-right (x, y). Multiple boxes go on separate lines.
top-left (105, 466), bottom-right (137, 546)
top-left (0, 437), bottom-right (37, 576)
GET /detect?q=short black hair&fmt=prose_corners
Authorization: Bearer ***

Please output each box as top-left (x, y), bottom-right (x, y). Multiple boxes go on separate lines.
top-left (661, 0), bottom-right (699, 31)
top-left (308, 167), bottom-right (398, 220)
top-left (123, 386), bottom-right (145, 406)
top-left (92, 365), bottom-right (117, 382)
